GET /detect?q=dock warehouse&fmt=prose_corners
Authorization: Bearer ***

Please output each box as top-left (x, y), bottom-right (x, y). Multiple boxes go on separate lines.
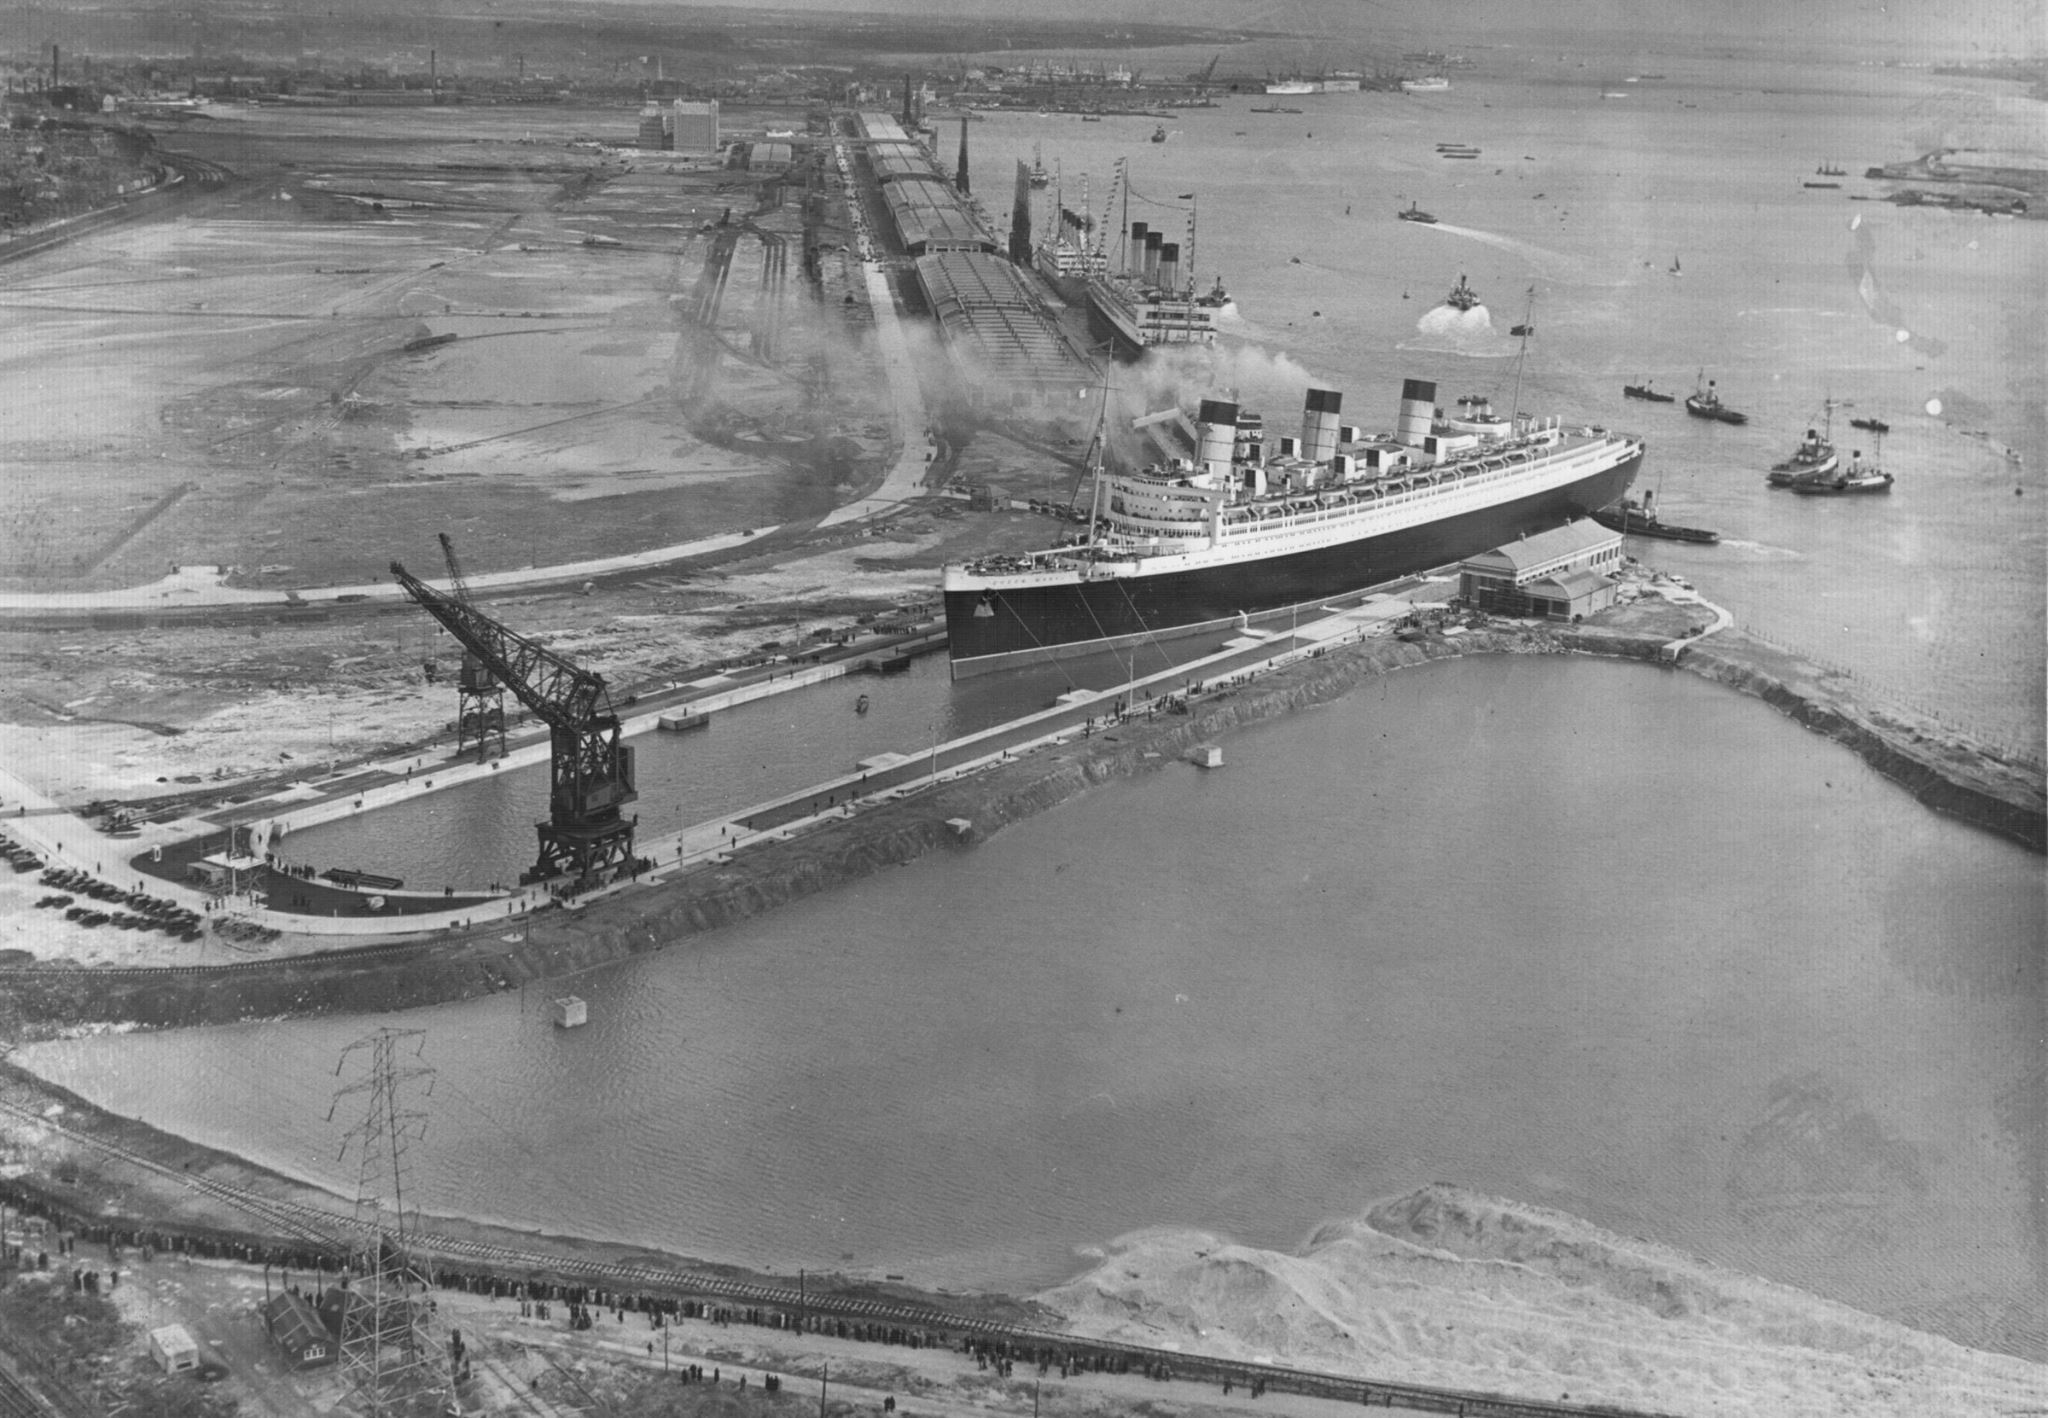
top-left (879, 175), bottom-right (994, 254)
top-left (915, 252), bottom-right (1094, 409)
top-left (1458, 519), bottom-right (1624, 620)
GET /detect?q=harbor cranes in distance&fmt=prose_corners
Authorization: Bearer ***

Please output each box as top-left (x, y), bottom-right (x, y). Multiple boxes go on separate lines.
top-left (391, 548), bottom-right (639, 889)
top-left (437, 532), bottom-right (508, 762)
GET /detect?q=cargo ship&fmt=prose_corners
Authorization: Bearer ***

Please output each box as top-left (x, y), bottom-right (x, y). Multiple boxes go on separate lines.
top-left (942, 380), bottom-right (1645, 676)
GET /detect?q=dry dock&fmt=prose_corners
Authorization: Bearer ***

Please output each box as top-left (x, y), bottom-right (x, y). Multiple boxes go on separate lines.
top-left (0, 580), bottom-right (2037, 1037)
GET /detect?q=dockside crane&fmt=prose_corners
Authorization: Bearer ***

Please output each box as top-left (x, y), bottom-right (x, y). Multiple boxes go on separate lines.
top-left (437, 533), bottom-right (507, 762)
top-left (391, 551), bottom-right (639, 889)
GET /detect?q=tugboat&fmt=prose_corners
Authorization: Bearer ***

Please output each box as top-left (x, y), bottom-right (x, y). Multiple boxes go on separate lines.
top-left (1444, 274), bottom-right (1480, 311)
top-left (1151, 124), bottom-right (1169, 143)
top-left (1589, 489), bottom-right (1720, 543)
top-left (1791, 448), bottom-right (1894, 494)
top-left (1028, 144), bottom-right (1050, 189)
top-left (1623, 381), bottom-right (1676, 403)
top-left (1685, 372), bottom-right (1747, 425)
top-left (1768, 402), bottom-right (1842, 484)
top-left (1398, 201), bottom-right (1439, 224)
top-left (1768, 430), bottom-right (1839, 484)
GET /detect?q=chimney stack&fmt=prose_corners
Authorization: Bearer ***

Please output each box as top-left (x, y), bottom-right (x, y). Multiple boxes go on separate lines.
top-left (1396, 378), bottom-right (1436, 448)
top-left (1300, 388), bottom-right (1343, 464)
top-left (956, 116), bottom-right (969, 195)
top-left (1196, 400), bottom-right (1240, 480)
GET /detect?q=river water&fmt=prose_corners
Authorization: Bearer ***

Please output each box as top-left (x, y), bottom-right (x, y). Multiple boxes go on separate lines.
top-left (18, 42), bottom-right (2047, 1366)
top-left (24, 658), bottom-right (2044, 1356)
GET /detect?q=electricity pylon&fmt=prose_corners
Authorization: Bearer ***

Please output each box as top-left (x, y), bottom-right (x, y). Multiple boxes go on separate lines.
top-left (329, 1028), bottom-right (460, 1417)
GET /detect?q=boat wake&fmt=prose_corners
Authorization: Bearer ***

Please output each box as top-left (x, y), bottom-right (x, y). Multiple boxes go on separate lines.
top-left (1400, 303), bottom-right (1519, 358)
top-left (1715, 538), bottom-right (1805, 560)
top-left (1211, 304), bottom-right (1276, 343)
top-left (1424, 223), bottom-right (1588, 284)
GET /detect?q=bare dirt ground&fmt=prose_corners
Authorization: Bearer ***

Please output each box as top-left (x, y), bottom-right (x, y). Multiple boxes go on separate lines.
top-left (0, 104), bottom-right (863, 594)
top-left (0, 100), bottom-right (1087, 813)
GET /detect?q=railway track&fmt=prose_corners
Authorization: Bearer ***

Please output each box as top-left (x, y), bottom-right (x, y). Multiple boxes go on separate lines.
top-left (0, 1365), bottom-right (45, 1418)
top-left (1, 1097), bottom-right (1680, 1418)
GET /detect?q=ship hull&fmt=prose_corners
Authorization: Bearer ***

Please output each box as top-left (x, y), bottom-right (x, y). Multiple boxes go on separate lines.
top-left (945, 450), bottom-right (1643, 676)
top-left (1086, 279), bottom-right (1216, 361)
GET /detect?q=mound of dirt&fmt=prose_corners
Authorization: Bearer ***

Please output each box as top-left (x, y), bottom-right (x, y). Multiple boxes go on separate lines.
top-left (1034, 1184), bottom-right (2044, 1417)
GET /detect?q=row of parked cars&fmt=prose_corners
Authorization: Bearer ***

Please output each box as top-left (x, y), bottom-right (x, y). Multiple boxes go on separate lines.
top-left (36, 868), bottom-right (203, 941)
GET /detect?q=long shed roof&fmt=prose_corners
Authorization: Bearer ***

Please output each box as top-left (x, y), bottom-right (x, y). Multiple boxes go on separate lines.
top-left (883, 176), bottom-right (992, 253)
top-left (914, 252), bottom-right (1084, 386)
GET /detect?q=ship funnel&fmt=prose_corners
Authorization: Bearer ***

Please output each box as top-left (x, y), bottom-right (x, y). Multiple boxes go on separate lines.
top-left (1144, 231), bottom-right (1163, 283)
top-left (1127, 222), bottom-right (1149, 277)
top-left (1396, 377), bottom-right (1437, 447)
top-left (1300, 387), bottom-right (1343, 464)
top-left (1196, 398), bottom-right (1240, 478)
top-left (1158, 241), bottom-right (1181, 294)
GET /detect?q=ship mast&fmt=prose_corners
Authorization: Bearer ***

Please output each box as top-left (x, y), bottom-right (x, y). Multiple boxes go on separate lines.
top-left (1184, 192), bottom-right (1197, 297)
top-left (1509, 285), bottom-right (1534, 430)
top-left (1080, 375), bottom-right (1113, 545)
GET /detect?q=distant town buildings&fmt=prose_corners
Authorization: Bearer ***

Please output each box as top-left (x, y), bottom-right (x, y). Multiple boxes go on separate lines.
top-left (638, 99), bottom-right (719, 152)
top-left (671, 99), bottom-right (719, 152)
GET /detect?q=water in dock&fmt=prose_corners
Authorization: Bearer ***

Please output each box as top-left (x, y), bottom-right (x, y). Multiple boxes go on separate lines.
top-left (25, 657), bottom-right (2042, 1359)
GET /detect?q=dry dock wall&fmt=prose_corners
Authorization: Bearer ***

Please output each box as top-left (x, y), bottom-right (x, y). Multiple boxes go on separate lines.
top-left (2, 626), bottom-right (2038, 1036)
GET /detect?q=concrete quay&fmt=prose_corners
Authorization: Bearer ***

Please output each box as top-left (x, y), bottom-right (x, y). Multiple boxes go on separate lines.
top-left (1, 573), bottom-right (2036, 1027)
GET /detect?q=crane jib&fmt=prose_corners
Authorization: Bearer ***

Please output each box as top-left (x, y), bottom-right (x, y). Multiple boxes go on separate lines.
top-left (391, 558), bottom-right (640, 889)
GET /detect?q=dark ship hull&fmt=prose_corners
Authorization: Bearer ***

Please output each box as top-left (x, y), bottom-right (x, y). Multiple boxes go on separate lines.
top-left (945, 452), bottom-right (1642, 675)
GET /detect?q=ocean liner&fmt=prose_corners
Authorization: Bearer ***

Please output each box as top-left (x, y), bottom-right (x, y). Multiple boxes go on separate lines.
top-left (943, 380), bottom-right (1645, 676)
top-left (1084, 159), bottom-right (1227, 357)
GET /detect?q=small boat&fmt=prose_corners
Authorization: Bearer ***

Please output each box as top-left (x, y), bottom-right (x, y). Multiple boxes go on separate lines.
top-left (1803, 180), bottom-right (1841, 189)
top-left (1767, 409), bottom-right (1841, 485)
top-left (1151, 124), bottom-right (1168, 143)
top-left (1080, 114), bottom-right (1102, 123)
top-left (1669, 256), bottom-right (1682, 276)
top-left (1589, 491), bottom-right (1720, 543)
top-left (1444, 274), bottom-right (1480, 311)
top-left (1509, 322), bottom-right (1534, 337)
top-left (1685, 373), bottom-right (1747, 425)
top-left (855, 693), bottom-right (870, 715)
top-left (1623, 382), bottom-right (1676, 403)
top-left (1398, 201), bottom-right (1438, 224)
top-left (1790, 456), bottom-right (1894, 495)
top-left (1849, 416), bottom-right (1889, 434)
